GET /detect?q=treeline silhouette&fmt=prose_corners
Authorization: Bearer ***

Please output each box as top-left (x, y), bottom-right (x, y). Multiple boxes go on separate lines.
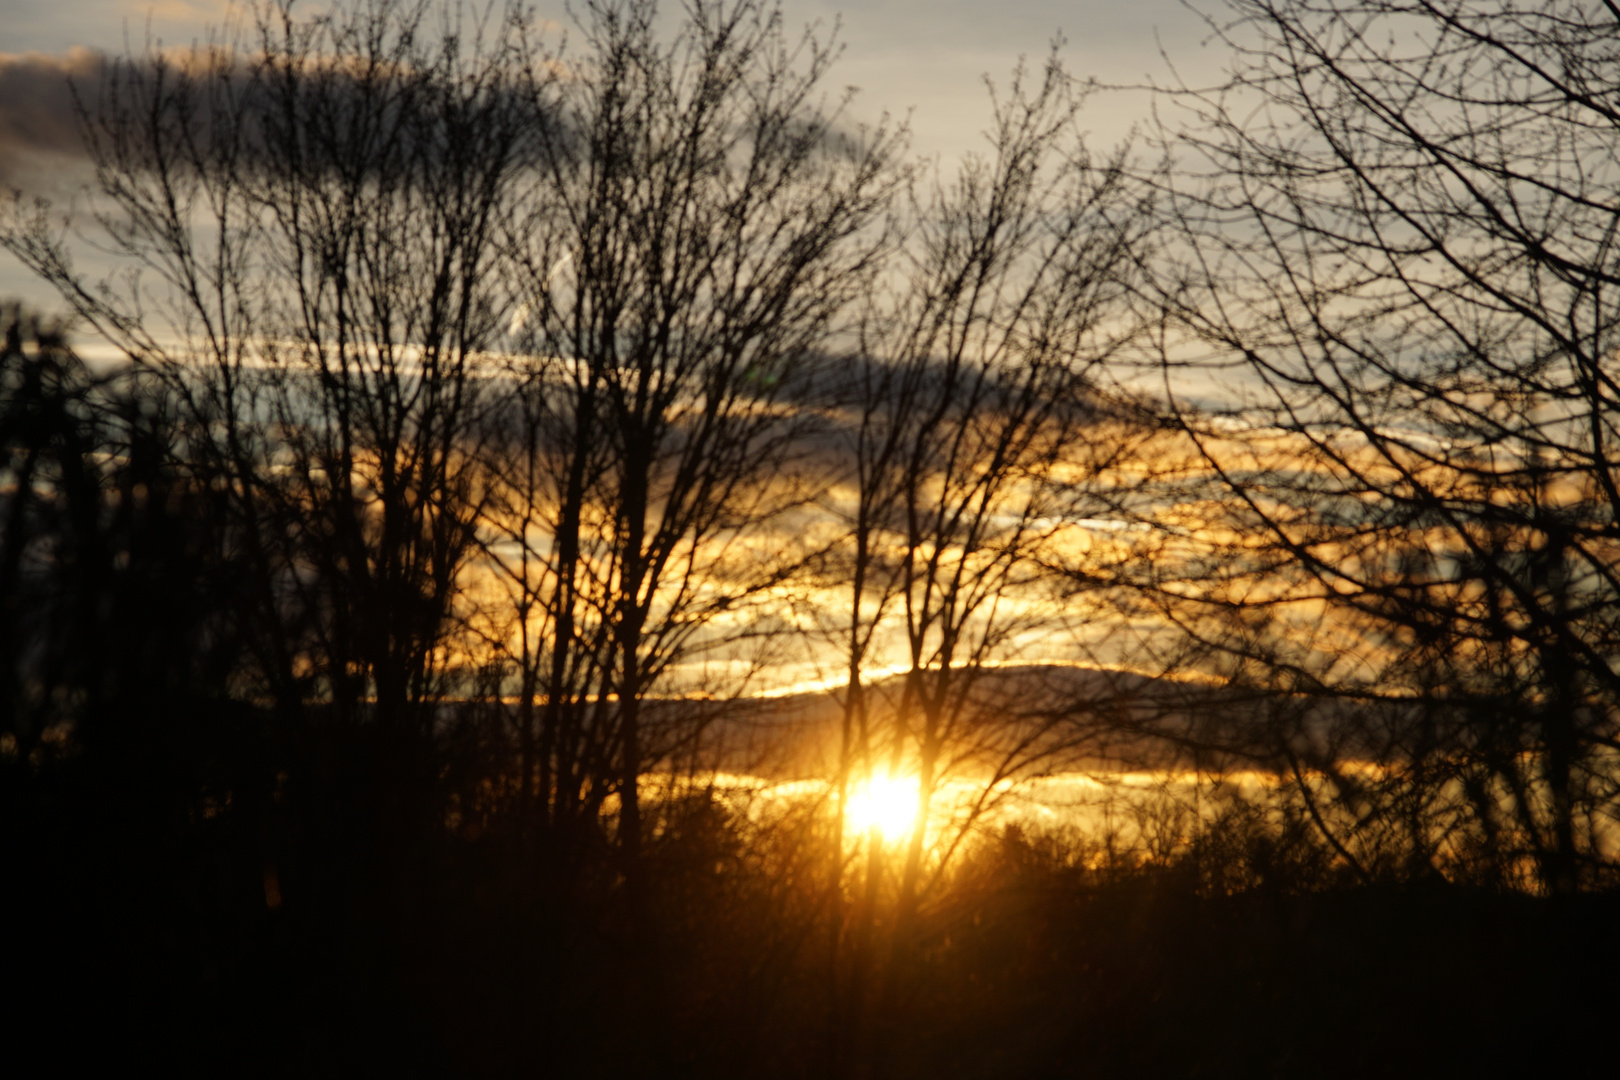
top-left (5, 1), bottom-right (1620, 1075)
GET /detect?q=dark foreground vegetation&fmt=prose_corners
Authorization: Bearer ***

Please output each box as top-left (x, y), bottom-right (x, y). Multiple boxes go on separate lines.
top-left (7, 0), bottom-right (1620, 1075)
top-left (14, 734), bottom-right (1618, 1077)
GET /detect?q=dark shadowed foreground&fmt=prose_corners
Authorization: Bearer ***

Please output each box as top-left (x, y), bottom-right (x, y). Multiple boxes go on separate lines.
top-left (11, 738), bottom-right (1617, 1078)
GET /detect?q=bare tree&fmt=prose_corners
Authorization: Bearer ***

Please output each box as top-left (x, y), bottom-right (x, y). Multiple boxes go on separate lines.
top-left (1136, 0), bottom-right (1620, 892)
top-left (824, 54), bottom-right (1151, 1073)
top-left (2, 1), bottom-right (535, 739)
top-left (483, 0), bottom-right (906, 958)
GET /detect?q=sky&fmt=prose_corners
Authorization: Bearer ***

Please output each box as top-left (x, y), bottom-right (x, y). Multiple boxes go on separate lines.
top-left (0, 0), bottom-right (1225, 306)
top-left (0, 1), bottom-right (1216, 119)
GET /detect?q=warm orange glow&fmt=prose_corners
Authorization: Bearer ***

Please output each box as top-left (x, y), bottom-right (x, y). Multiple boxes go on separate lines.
top-left (844, 773), bottom-right (920, 843)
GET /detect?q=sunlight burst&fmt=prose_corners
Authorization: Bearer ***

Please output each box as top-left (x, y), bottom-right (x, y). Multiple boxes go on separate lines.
top-left (844, 773), bottom-right (920, 843)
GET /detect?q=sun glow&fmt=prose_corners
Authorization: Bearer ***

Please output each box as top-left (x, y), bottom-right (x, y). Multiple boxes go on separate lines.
top-left (844, 773), bottom-right (920, 843)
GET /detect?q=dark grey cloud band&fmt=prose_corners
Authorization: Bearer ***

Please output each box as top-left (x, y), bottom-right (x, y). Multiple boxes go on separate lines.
top-left (0, 49), bottom-right (105, 184)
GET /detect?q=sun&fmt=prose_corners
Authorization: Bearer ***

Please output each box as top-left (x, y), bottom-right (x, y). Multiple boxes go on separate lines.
top-left (844, 773), bottom-right (920, 843)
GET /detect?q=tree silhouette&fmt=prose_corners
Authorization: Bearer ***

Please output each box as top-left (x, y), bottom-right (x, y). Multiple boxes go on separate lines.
top-left (822, 53), bottom-right (1153, 1074)
top-left (1136, 0), bottom-right (1620, 892)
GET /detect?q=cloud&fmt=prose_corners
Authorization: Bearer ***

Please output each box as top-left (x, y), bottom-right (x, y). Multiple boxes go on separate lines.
top-left (0, 48), bottom-right (105, 185)
top-left (0, 43), bottom-right (515, 189)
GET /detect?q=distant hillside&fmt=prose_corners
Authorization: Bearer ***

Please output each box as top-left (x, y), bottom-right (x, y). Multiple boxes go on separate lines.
top-left (649, 662), bottom-right (1314, 781)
